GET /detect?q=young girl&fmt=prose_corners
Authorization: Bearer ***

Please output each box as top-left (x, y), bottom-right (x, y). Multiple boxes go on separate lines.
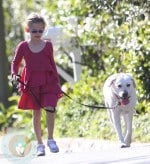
top-left (11, 13), bottom-right (63, 156)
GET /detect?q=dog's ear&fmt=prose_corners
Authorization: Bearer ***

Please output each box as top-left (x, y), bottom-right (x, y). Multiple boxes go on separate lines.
top-left (126, 73), bottom-right (136, 88)
top-left (131, 78), bottom-right (136, 88)
top-left (108, 79), bottom-right (116, 87)
top-left (106, 74), bottom-right (118, 87)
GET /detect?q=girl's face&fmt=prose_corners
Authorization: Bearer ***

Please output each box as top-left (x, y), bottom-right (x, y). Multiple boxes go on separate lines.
top-left (29, 23), bottom-right (44, 40)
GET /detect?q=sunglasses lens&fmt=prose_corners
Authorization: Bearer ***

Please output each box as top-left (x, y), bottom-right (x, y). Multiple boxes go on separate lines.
top-left (38, 30), bottom-right (43, 33)
top-left (31, 30), bottom-right (43, 33)
top-left (31, 30), bottom-right (37, 33)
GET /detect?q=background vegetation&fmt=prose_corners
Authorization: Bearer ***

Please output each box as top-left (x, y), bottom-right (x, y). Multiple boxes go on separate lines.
top-left (0, 0), bottom-right (150, 142)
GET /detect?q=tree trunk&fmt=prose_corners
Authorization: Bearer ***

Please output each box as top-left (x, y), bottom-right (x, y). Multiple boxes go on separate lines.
top-left (0, 0), bottom-right (10, 107)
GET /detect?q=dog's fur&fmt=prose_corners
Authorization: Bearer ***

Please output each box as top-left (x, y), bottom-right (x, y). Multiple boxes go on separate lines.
top-left (103, 73), bottom-right (137, 148)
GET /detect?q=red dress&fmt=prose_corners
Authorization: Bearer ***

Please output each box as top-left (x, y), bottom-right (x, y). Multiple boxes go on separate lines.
top-left (11, 40), bottom-right (63, 110)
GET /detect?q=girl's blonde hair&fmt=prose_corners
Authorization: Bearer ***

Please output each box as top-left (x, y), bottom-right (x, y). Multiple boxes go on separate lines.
top-left (26, 13), bottom-right (46, 28)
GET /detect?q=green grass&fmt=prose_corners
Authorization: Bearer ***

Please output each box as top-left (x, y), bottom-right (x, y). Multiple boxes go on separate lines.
top-left (55, 108), bottom-right (150, 143)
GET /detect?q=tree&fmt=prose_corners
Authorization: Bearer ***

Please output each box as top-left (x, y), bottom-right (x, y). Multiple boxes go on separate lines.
top-left (0, 0), bottom-right (10, 107)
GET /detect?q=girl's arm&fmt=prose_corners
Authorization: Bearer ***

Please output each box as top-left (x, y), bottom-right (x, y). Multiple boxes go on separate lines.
top-left (48, 42), bottom-right (60, 82)
top-left (11, 42), bottom-right (24, 76)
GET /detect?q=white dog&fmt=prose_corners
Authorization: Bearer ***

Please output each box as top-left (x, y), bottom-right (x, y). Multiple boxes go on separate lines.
top-left (103, 73), bottom-right (137, 148)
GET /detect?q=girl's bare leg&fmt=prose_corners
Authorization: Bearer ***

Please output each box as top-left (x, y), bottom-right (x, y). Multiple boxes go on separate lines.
top-left (33, 109), bottom-right (43, 144)
top-left (46, 106), bottom-right (55, 139)
top-left (46, 106), bottom-right (59, 153)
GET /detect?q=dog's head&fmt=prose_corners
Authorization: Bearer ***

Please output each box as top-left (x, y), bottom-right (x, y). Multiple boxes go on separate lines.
top-left (108, 73), bottom-right (136, 105)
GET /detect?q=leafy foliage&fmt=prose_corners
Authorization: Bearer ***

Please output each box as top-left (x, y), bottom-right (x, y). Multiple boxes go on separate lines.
top-left (0, 96), bottom-right (32, 131)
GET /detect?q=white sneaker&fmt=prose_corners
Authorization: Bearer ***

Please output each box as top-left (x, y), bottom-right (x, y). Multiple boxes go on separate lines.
top-left (47, 139), bottom-right (59, 153)
top-left (36, 144), bottom-right (45, 156)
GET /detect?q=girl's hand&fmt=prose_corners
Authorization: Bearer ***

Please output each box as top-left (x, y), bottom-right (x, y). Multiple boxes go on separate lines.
top-left (12, 74), bottom-right (21, 82)
top-left (11, 74), bottom-right (21, 87)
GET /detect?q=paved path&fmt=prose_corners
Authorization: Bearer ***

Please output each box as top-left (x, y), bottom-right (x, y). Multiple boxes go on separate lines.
top-left (1, 138), bottom-right (150, 164)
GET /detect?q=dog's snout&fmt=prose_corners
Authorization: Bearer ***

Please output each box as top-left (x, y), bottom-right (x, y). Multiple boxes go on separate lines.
top-left (120, 91), bottom-right (128, 98)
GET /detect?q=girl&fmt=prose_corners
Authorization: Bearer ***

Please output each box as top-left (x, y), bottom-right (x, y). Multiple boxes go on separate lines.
top-left (11, 13), bottom-right (63, 156)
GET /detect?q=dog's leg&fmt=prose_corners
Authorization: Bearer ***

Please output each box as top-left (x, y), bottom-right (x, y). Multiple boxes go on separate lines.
top-left (110, 111), bottom-right (126, 147)
top-left (123, 112), bottom-right (133, 147)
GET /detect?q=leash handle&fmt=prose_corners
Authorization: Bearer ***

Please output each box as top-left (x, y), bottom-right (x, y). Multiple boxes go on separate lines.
top-left (11, 74), bottom-right (21, 87)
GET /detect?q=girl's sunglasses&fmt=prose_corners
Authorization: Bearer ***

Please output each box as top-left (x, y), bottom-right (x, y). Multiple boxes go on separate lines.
top-left (31, 30), bottom-right (44, 34)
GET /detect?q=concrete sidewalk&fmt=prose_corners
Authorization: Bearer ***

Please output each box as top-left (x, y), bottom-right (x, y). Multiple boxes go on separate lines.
top-left (32, 139), bottom-right (150, 164)
top-left (1, 137), bottom-right (150, 164)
